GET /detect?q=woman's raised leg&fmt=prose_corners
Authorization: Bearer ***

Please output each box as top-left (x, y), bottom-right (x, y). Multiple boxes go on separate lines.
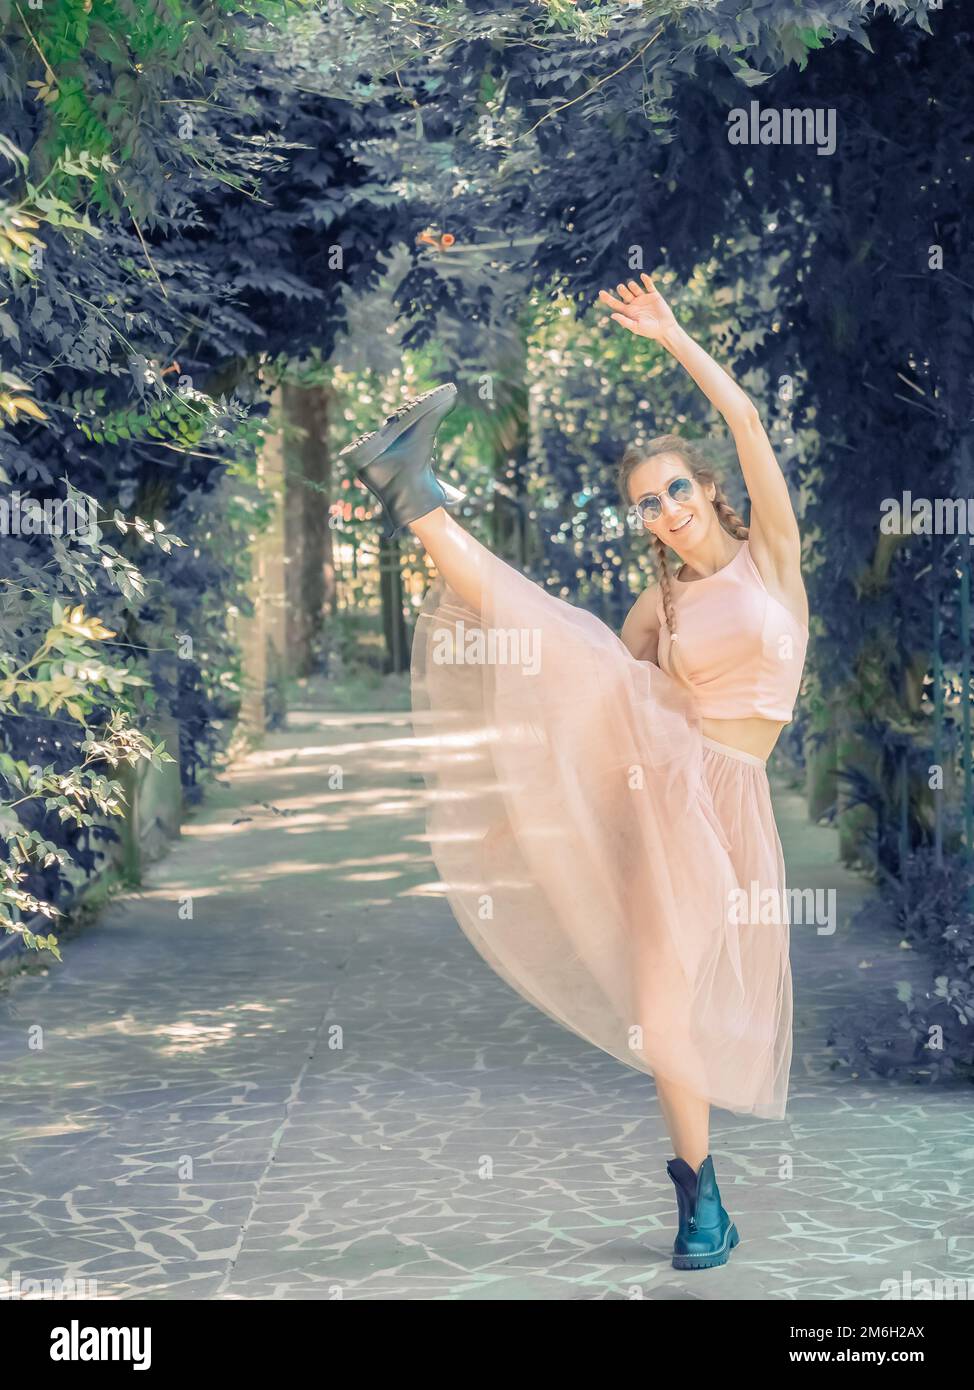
top-left (408, 506), bottom-right (490, 614)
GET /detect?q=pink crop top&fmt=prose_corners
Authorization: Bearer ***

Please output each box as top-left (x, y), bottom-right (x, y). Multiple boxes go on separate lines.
top-left (655, 541), bottom-right (808, 721)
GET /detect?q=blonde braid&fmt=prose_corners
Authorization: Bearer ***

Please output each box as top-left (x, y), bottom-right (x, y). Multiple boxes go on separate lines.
top-left (648, 531), bottom-right (695, 689)
top-left (709, 478), bottom-right (749, 540)
top-left (650, 533), bottom-right (676, 634)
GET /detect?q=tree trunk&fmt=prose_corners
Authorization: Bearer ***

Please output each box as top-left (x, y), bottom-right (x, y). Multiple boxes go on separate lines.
top-left (805, 696), bottom-right (838, 822)
top-left (379, 534), bottom-right (408, 674)
top-left (835, 704), bottom-right (880, 869)
top-left (832, 529), bottom-right (912, 868)
top-left (282, 382), bottom-right (331, 678)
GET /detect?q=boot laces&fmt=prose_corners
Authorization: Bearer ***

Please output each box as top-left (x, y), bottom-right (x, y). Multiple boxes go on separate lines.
top-left (385, 385), bottom-right (443, 422)
top-left (341, 386), bottom-right (446, 455)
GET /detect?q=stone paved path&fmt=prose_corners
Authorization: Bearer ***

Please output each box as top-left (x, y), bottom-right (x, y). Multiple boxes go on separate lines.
top-left (1, 699), bottom-right (971, 1300)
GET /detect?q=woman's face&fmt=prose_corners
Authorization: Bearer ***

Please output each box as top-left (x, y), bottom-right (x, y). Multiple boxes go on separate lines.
top-left (627, 455), bottom-right (716, 548)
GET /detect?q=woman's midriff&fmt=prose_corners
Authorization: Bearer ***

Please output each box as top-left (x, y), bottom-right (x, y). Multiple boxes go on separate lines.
top-left (700, 715), bottom-right (787, 763)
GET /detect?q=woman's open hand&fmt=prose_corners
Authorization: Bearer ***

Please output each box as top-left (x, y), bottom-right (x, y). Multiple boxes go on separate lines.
top-left (598, 273), bottom-right (679, 341)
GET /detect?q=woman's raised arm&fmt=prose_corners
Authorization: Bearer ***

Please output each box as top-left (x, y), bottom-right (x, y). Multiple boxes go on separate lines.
top-left (599, 275), bottom-right (802, 585)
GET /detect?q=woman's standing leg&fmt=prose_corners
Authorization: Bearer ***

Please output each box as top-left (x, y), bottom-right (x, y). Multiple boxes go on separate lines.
top-left (655, 1077), bottom-right (710, 1170)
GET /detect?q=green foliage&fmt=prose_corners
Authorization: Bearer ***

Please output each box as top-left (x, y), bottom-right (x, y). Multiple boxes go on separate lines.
top-left (77, 389), bottom-right (234, 451)
top-left (0, 534), bottom-right (176, 955)
top-left (1, 0), bottom-right (412, 961)
top-left (0, 0), bottom-right (287, 215)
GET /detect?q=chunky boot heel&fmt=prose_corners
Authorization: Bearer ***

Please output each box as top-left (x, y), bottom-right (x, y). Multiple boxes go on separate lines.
top-left (666, 1154), bottom-right (740, 1271)
top-left (339, 382), bottom-right (465, 538)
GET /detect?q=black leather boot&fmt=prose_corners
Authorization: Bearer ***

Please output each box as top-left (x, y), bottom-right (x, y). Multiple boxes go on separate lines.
top-left (339, 382), bottom-right (465, 539)
top-left (666, 1154), bottom-right (740, 1270)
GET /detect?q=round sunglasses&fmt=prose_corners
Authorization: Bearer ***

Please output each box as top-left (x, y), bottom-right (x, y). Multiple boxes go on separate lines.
top-left (628, 475), bottom-right (694, 526)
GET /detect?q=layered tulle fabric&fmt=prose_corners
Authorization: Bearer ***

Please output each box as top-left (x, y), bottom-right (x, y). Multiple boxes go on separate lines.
top-left (409, 548), bottom-right (792, 1119)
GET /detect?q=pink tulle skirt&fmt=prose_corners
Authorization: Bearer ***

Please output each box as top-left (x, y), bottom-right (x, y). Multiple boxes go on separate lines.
top-left (409, 547), bottom-right (793, 1119)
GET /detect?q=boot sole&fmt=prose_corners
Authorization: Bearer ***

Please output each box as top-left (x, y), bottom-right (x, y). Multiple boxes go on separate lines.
top-left (339, 383), bottom-right (457, 471)
top-left (671, 1224), bottom-right (740, 1271)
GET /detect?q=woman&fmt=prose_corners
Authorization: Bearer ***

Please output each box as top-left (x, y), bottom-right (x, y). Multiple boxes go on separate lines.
top-left (341, 273), bottom-right (809, 1271)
